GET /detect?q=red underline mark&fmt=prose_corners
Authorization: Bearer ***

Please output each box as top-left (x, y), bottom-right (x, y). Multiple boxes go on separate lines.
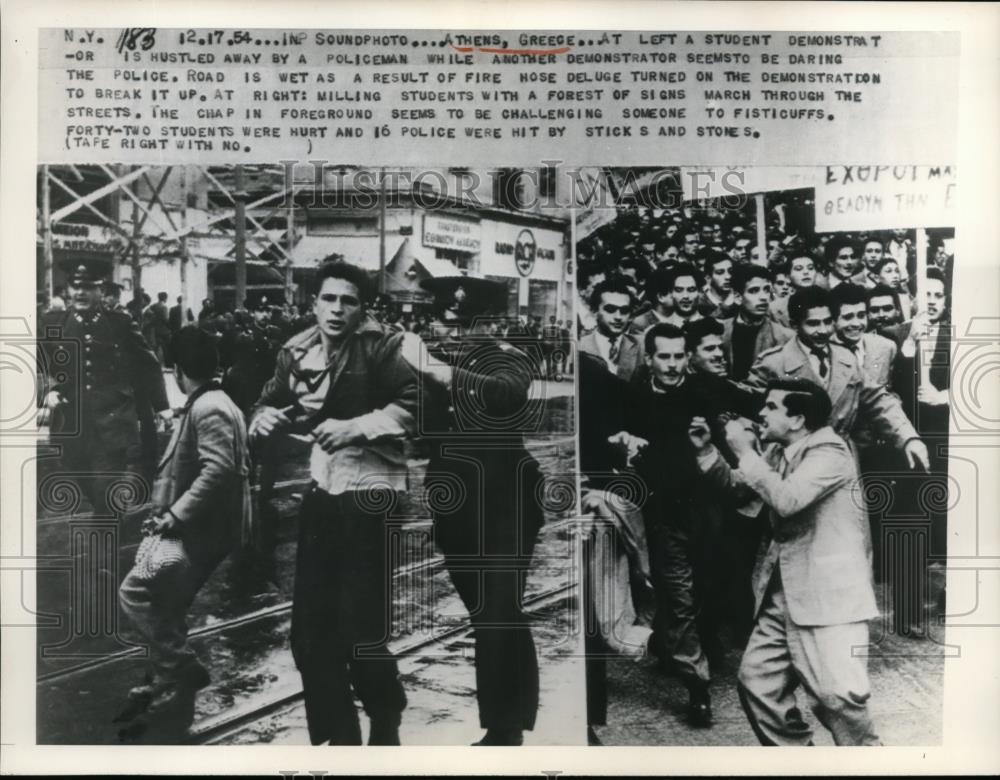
top-left (451, 45), bottom-right (572, 56)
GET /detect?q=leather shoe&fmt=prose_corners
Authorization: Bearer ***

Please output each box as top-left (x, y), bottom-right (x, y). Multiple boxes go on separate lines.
top-left (472, 728), bottom-right (523, 746)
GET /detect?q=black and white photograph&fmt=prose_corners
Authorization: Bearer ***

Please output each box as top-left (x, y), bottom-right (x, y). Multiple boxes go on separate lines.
top-left (2, 4), bottom-right (999, 776)
top-left (576, 166), bottom-right (954, 746)
top-left (32, 163), bottom-right (582, 746)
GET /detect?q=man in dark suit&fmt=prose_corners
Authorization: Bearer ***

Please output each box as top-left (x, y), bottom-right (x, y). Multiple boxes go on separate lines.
top-left (251, 260), bottom-right (415, 745)
top-left (719, 265), bottom-right (795, 382)
top-left (402, 274), bottom-right (545, 746)
top-left (690, 378), bottom-right (882, 745)
top-left (168, 295), bottom-right (193, 333)
top-left (883, 266), bottom-right (951, 630)
top-left (145, 292), bottom-right (171, 365)
top-left (118, 327), bottom-right (250, 729)
top-left (614, 323), bottom-right (717, 727)
top-left (579, 276), bottom-right (643, 382)
top-left (628, 266), bottom-right (674, 338)
top-left (38, 260), bottom-right (169, 516)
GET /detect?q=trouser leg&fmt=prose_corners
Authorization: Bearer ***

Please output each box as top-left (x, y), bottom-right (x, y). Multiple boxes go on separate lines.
top-left (583, 531), bottom-right (607, 726)
top-left (290, 488), bottom-right (406, 744)
top-left (447, 565), bottom-right (539, 731)
top-left (647, 523), bottom-right (710, 686)
top-left (118, 544), bottom-right (215, 679)
top-left (787, 617), bottom-right (880, 746)
top-left (736, 581), bottom-right (813, 746)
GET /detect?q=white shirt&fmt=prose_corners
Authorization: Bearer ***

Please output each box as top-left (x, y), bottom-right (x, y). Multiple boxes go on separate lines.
top-left (593, 331), bottom-right (622, 375)
top-left (290, 340), bottom-right (409, 496)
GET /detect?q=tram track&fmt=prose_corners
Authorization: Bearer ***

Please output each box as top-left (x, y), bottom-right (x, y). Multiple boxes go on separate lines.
top-left (187, 581), bottom-right (576, 745)
top-left (37, 545), bottom-right (443, 685)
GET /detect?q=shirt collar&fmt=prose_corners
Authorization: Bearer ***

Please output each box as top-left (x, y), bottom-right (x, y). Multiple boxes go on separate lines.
top-left (782, 434), bottom-right (809, 466)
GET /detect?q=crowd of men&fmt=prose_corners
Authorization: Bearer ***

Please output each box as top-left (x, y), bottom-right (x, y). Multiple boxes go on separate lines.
top-left (578, 203), bottom-right (953, 746)
top-left (39, 256), bottom-right (551, 746)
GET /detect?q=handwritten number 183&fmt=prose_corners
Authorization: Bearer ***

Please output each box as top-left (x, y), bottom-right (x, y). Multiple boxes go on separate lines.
top-left (116, 28), bottom-right (156, 53)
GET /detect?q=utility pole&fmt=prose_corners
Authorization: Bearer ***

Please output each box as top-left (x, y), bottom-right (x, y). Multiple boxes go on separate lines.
top-left (131, 166), bottom-right (142, 307)
top-left (378, 167), bottom-right (387, 294)
top-left (234, 165), bottom-right (247, 309)
top-left (286, 178), bottom-right (295, 304)
top-left (41, 165), bottom-right (54, 301)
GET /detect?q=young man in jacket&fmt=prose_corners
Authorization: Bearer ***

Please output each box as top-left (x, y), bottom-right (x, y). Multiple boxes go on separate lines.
top-left (250, 260), bottom-right (416, 745)
top-left (118, 326), bottom-right (250, 729)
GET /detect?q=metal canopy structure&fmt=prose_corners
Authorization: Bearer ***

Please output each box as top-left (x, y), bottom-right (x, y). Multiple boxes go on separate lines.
top-left (38, 164), bottom-right (301, 307)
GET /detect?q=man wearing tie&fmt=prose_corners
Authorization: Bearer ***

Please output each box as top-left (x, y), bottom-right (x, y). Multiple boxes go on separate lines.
top-left (746, 287), bottom-right (928, 472)
top-left (689, 378), bottom-right (882, 746)
top-left (578, 276), bottom-right (643, 382)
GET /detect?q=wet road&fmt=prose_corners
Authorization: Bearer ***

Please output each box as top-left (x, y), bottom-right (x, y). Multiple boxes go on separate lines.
top-left (592, 583), bottom-right (946, 746)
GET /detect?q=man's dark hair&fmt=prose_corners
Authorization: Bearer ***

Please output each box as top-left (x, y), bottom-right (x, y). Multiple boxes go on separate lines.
top-left (867, 284), bottom-right (900, 305)
top-left (728, 233), bottom-right (751, 251)
top-left (311, 259), bottom-right (374, 304)
top-left (665, 262), bottom-right (704, 291)
top-left (172, 325), bottom-right (219, 381)
top-left (683, 316), bottom-right (724, 353)
top-left (157, 291), bottom-right (168, 302)
top-left (701, 247), bottom-right (732, 274)
top-left (731, 264), bottom-right (773, 294)
top-left (788, 286), bottom-right (833, 327)
top-left (772, 262), bottom-right (791, 277)
top-left (644, 322), bottom-right (686, 356)
top-left (589, 275), bottom-right (635, 312)
top-left (926, 266), bottom-right (947, 287)
top-left (825, 238), bottom-right (858, 264)
top-left (645, 266), bottom-right (675, 300)
top-left (873, 256), bottom-right (900, 275)
top-left (828, 283), bottom-right (869, 316)
top-left (766, 377), bottom-right (832, 431)
top-left (576, 260), bottom-right (603, 289)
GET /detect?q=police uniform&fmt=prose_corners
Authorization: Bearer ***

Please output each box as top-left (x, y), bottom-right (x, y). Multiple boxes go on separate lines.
top-left (40, 263), bottom-right (168, 514)
top-left (417, 276), bottom-right (546, 744)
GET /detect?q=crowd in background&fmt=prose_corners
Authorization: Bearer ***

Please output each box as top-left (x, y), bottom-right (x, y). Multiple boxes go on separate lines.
top-left (576, 194), bottom-right (954, 744)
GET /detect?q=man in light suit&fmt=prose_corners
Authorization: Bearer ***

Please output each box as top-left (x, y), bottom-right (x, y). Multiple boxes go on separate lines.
top-left (829, 283), bottom-right (902, 580)
top-left (746, 287), bottom-right (928, 472)
top-left (830, 283), bottom-right (899, 388)
top-left (689, 378), bottom-right (881, 746)
top-left (719, 265), bottom-right (795, 382)
top-left (579, 276), bottom-right (643, 382)
top-left (118, 326), bottom-right (250, 724)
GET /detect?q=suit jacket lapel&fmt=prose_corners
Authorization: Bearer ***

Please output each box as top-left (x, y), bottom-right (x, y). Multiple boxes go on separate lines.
top-left (826, 347), bottom-right (855, 405)
top-left (783, 339), bottom-right (813, 380)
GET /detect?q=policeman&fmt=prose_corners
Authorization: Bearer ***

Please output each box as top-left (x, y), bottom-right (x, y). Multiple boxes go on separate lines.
top-left (402, 274), bottom-right (546, 746)
top-left (38, 258), bottom-right (169, 515)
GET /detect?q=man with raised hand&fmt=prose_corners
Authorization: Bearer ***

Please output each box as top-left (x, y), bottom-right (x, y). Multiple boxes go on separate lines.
top-left (689, 378), bottom-right (881, 746)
